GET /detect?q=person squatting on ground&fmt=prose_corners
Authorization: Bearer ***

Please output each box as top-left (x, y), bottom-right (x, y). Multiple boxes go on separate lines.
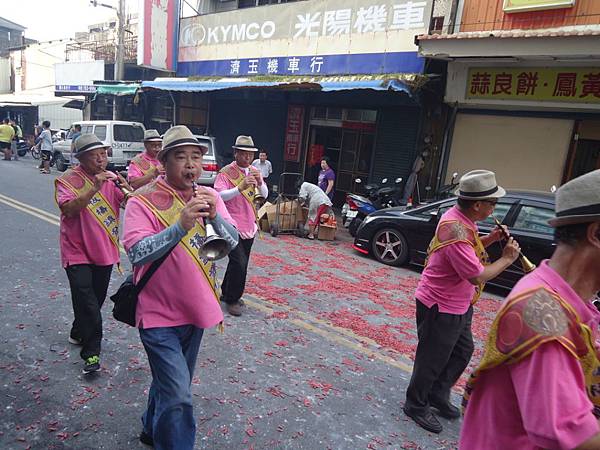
top-left (122, 125), bottom-right (238, 450)
top-left (460, 169), bottom-right (600, 450)
top-left (298, 181), bottom-right (333, 240)
top-left (214, 135), bottom-right (268, 317)
top-left (403, 169), bottom-right (520, 434)
top-left (55, 134), bottom-right (133, 374)
top-left (128, 129), bottom-right (164, 190)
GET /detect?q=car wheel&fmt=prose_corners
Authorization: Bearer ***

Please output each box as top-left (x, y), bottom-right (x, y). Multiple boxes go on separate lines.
top-left (371, 228), bottom-right (409, 266)
top-left (54, 153), bottom-right (67, 172)
top-left (348, 217), bottom-right (362, 237)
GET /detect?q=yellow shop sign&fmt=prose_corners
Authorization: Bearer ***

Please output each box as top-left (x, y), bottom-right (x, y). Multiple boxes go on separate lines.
top-left (503, 0), bottom-right (575, 13)
top-left (466, 67), bottom-right (600, 104)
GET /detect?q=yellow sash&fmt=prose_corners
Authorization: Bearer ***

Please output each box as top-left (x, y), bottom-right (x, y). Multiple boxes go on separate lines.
top-left (131, 153), bottom-right (161, 178)
top-left (220, 163), bottom-right (257, 214)
top-left (55, 169), bottom-right (121, 252)
top-left (463, 287), bottom-right (600, 416)
top-left (134, 180), bottom-right (220, 303)
top-left (425, 220), bottom-right (489, 305)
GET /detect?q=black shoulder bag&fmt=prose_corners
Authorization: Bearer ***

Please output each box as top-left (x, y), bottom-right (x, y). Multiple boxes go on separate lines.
top-left (110, 245), bottom-right (175, 327)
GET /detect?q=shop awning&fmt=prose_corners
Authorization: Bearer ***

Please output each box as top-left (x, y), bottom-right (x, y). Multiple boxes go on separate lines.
top-left (140, 76), bottom-right (415, 96)
top-left (95, 84), bottom-right (140, 96)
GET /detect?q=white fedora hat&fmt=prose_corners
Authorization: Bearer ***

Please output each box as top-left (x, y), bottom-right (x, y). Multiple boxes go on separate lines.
top-left (455, 169), bottom-right (506, 200)
top-left (73, 134), bottom-right (109, 159)
top-left (143, 129), bottom-right (162, 142)
top-left (232, 135), bottom-right (258, 152)
top-left (158, 125), bottom-right (207, 160)
top-left (548, 169), bottom-right (600, 227)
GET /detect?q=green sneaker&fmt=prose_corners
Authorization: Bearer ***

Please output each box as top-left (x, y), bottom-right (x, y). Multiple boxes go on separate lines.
top-left (83, 355), bottom-right (100, 374)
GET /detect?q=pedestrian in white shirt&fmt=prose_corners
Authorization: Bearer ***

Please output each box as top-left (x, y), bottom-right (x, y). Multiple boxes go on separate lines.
top-left (252, 151), bottom-right (272, 185)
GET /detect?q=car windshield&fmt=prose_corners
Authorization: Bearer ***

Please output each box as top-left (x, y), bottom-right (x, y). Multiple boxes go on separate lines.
top-left (114, 124), bottom-right (144, 142)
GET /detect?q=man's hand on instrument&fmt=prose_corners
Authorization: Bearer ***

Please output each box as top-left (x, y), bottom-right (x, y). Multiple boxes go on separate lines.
top-left (92, 171), bottom-right (113, 192)
top-left (239, 175), bottom-right (258, 192)
top-left (250, 167), bottom-right (263, 186)
top-left (194, 188), bottom-right (217, 220)
top-left (488, 224), bottom-right (509, 243)
top-left (115, 172), bottom-right (133, 192)
top-left (501, 237), bottom-right (521, 263)
top-left (180, 195), bottom-right (214, 230)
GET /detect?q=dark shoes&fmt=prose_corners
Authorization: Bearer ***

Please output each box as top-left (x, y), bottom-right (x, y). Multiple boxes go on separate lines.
top-left (82, 355), bottom-right (100, 374)
top-left (226, 302), bottom-right (243, 317)
top-left (403, 406), bottom-right (443, 434)
top-left (429, 398), bottom-right (461, 419)
top-left (139, 431), bottom-right (154, 446)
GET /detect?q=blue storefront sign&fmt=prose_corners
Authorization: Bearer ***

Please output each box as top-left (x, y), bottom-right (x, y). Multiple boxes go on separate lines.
top-left (55, 85), bottom-right (97, 94)
top-left (178, 51), bottom-right (423, 77)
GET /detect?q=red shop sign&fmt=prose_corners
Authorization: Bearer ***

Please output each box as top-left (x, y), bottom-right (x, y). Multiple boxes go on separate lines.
top-left (284, 105), bottom-right (305, 162)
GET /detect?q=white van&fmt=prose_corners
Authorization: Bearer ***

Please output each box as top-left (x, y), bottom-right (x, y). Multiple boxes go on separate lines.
top-left (52, 120), bottom-right (146, 171)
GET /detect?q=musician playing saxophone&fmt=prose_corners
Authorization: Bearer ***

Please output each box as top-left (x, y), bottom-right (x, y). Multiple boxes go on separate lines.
top-left (214, 135), bottom-right (268, 317)
top-left (403, 169), bottom-right (520, 434)
top-left (122, 126), bottom-right (238, 450)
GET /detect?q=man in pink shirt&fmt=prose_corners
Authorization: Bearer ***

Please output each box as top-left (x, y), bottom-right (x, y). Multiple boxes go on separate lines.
top-left (127, 129), bottom-right (163, 190)
top-left (122, 126), bottom-right (238, 450)
top-left (55, 134), bottom-right (132, 374)
top-left (214, 135), bottom-right (268, 317)
top-left (404, 170), bottom-right (520, 433)
top-left (460, 170), bottom-right (600, 450)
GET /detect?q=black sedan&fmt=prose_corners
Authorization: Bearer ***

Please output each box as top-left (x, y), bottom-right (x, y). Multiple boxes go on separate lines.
top-left (352, 191), bottom-right (556, 289)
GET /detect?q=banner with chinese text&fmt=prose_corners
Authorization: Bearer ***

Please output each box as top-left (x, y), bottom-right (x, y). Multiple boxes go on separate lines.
top-left (284, 106), bottom-right (305, 163)
top-left (178, 0), bottom-right (433, 77)
top-left (467, 68), bottom-right (600, 104)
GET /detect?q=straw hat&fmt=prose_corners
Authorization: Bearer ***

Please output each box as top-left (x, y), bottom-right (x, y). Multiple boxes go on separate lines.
top-left (232, 135), bottom-right (258, 152)
top-left (455, 170), bottom-right (506, 200)
top-left (158, 125), bottom-right (207, 160)
top-left (548, 169), bottom-right (600, 227)
top-left (143, 129), bottom-right (162, 142)
top-left (73, 134), bottom-right (109, 159)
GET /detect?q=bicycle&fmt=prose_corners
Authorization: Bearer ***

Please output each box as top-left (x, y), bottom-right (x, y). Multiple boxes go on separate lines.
top-left (30, 145), bottom-right (41, 159)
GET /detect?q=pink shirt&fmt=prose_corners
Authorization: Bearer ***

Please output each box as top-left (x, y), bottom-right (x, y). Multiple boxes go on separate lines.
top-left (122, 180), bottom-right (234, 329)
top-left (460, 261), bottom-right (600, 450)
top-left (415, 206), bottom-right (484, 314)
top-left (56, 167), bottom-right (124, 268)
top-left (214, 164), bottom-right (257, 239)
top-left (127, 152), bottom-right (161, 181)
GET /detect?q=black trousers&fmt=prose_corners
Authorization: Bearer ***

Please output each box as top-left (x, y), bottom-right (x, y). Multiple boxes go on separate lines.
top-left (221, 237), bottom-right (254, 305)
top-left (65, 264), bottom-right (113, 360)
top-left (404, 299), bottom-right (474, 414)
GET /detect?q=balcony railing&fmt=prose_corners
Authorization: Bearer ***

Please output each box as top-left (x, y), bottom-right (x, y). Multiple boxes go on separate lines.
top-left (65, 37), bottom-right (137, 63)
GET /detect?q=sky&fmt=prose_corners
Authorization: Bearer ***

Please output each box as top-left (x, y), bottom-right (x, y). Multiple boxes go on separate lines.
top-left (2, 0), bottom-right (135, 42)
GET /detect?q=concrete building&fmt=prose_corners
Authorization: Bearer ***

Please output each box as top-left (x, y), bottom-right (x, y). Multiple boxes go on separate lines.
top-left (417, 0), bottom-right (600, 191)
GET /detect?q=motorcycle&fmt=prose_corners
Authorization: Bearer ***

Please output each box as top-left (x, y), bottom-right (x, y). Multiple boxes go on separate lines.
top-left (16, 140), bottom-right (30, 157)
top-left (344, 177), bottom-right (403, 237)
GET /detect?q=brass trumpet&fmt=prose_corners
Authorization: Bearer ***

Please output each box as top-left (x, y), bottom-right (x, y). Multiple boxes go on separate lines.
top-left (492, 216), bottom-right (536, 273)
top-left (192, 182), bottom-right (230, 261)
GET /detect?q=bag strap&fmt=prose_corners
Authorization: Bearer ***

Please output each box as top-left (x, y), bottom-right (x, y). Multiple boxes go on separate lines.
top-left (134, 243), bottom-right (177, 295)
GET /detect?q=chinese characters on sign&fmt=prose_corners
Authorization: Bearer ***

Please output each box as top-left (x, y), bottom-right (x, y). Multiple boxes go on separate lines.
top-left (467, 68), bottom-right (600, 104)
top-left (284, 105), bottom-right (305, 163)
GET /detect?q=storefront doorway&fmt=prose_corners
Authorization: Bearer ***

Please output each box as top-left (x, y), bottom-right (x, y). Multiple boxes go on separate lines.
top-left (563, 120), bottom-right (600, 182)
top-left (304, 107), bottom-right (376, 205)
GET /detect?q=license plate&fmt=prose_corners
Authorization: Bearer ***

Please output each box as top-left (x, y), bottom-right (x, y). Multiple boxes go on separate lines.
top-left (346, 210), bottom-right (358, 219)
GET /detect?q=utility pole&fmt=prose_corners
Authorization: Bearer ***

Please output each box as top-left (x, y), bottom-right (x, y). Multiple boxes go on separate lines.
top-left (113, 0), bottom-right (126, 120)
top-left (90, 0), bottom-right (126, 120)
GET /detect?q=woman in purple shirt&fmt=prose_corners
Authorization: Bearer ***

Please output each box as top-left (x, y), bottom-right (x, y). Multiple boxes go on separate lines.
top-left (318, 157), bottom-right (335, 200)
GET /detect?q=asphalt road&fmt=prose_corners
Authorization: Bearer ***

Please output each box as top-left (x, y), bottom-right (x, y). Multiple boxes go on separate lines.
top-left (0, 156), bottom-right (468, 449)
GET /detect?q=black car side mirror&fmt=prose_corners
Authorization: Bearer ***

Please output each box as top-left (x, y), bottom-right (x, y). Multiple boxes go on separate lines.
top-left (429, 210), bottom-right (439, 223)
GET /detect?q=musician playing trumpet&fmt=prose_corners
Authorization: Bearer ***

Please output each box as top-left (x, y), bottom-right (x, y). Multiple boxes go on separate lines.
top-left (214, 135), bottom-right (268, 317)
top-left (55, 134), bottom-right (134, 374)
top-left (403, 169), bottom-right (520, 434)
top-left (122, 126), bottom-right (238, 450)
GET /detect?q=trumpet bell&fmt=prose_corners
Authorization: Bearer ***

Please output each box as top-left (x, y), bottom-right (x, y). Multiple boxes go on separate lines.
top-left (199, 235), bottom-right (230, 261)
top-left (198, 222), bottom-right (230, 261)
top-left (520, 255), bottom-right (536, 273)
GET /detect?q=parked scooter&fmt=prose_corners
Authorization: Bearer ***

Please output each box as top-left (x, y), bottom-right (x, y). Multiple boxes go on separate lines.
top-left (344, 177), bottom-right (403, 237)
